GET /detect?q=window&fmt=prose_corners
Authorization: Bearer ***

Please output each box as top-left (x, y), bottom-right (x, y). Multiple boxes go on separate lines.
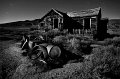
top-left (40, 23), bottom-right (44, 27)
top-left (84, 18), bottom-right (90, 29)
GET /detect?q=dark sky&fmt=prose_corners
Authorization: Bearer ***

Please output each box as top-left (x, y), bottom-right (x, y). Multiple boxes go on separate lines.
top-left (0, 0), bottom-right (120, 23)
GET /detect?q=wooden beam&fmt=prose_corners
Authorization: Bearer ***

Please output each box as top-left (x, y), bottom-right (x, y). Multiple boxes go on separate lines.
top-left (90, 18), bottom-right (91, 29)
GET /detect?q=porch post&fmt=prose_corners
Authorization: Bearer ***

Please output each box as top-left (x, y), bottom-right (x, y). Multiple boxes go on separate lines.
top-left (53, 18), bottom-right (54, 29)
top-left (83, 18), bottom-right (85, 27)
top-left (58, 18), bottom-right (59, 29)
top-left (83, 18), bottom-right (85, 36)
top-left (90, 18), bottom-right (92, 29)
top-left (79, 29), bottom-right (80, 34)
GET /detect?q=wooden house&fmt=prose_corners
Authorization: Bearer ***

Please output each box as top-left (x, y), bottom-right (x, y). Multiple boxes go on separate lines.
top-left (67, 7), bottom-right (108, 39)
top-left (38, 8), bottom-right (83, 33)
top-left (36, 7), bottom-right (108, 40)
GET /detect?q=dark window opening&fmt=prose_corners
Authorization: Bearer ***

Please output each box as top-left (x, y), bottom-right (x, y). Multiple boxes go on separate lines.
top-left (41, 23), bottom-right (44, 27)
top-left (54, 19), bottom-right (58, 28)
top-left (84, 18), bottom-right (90, 29)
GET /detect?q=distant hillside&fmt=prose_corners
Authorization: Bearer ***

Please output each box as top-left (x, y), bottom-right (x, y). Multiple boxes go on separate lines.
top-left (108, 19), bottom-right (120, 29)
top-left (0, 19), bottom-right (41, 41)
top-left (0, 19), bottom-right (41, 29)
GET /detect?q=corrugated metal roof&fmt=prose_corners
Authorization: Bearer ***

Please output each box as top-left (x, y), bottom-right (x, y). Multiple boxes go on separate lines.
top-left (67, 7), bottom-right (101, 17)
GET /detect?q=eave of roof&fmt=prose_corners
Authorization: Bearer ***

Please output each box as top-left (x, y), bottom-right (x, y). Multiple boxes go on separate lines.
top-left (40, 8), bottom-right (64, 21)
top-left (52, 8), bottom-right (63, 17)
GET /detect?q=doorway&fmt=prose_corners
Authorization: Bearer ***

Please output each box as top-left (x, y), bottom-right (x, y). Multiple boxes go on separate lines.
top-left (54, 19), bottom-right (58, 29)
top-left (84, 18), bottom-right (90, 29)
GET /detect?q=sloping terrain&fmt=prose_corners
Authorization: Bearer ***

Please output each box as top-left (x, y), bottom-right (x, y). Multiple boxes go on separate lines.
top-left (0, 41), bottom-right (29, 79)
top-left (107, 19), bottom-right (120, 35)
top-left (108, 19), bottom-right (120, 29)
top-left (0, 40), bottom-right (88, 79)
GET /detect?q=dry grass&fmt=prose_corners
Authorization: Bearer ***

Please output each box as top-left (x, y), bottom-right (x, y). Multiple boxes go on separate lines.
top-left (0, 41), bottom-right (30, 79)
top-left (1, 36), bottom-right (120, 79)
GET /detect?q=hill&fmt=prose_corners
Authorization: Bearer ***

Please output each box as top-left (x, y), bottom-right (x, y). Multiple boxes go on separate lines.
top-left (108, 19), bottom-right (120, 29)
top-left (0, 19), bottom-right (42, 29)
top-left (0, 19), bottom-right (42, 41)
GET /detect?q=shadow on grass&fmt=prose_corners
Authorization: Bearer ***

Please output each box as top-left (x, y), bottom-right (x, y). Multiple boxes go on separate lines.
top-left (0, 36), bottom-right (13, 41)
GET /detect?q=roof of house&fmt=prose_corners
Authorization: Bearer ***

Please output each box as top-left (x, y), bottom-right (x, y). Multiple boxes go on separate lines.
top-left (52, 8), bottom-right (64, 17)
top-left (39, 8), bottom-right (74, 22)
top-left (39, 8), bottom-right (83, 28)
top-left (39, 8), bottom-right (65, 22)
top-left (67, 7), bottom-right (101, 17)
